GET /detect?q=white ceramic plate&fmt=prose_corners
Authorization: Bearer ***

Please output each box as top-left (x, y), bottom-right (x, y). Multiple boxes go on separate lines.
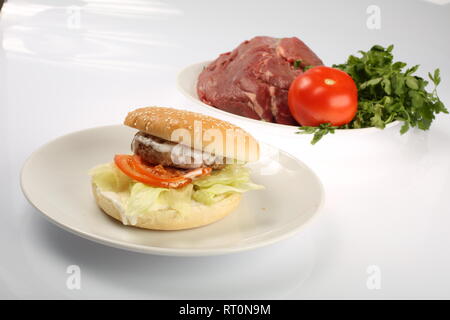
top-left (176, 61), bottom-right (400, 136)
top-left (21, 125), bottom-right (324, 256)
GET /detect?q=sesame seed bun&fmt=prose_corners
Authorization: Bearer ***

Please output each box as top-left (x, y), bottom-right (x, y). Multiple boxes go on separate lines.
top-left (92, 183), bottom-right (241, 230)
top-left (124, 107), bottom-right (260, 162)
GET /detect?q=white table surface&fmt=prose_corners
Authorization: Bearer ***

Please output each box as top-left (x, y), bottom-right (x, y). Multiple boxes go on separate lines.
top-left (1, 0), bottom-right (450, 299)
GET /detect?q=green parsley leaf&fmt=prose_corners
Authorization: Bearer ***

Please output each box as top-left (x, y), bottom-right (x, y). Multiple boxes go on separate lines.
top-left (297, 123), bottom-right (337, 145)
top-left (406, 76), bottom-right (419, 90)
top-left (433, 69), bottom-right (441, 86)
top-left (293, 60), bottom-right (302, 69)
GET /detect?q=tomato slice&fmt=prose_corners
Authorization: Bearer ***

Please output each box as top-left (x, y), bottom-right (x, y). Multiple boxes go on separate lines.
top-left (132, 155), bottom-right (212, 181)
top-left (183, 167), bottom-right (212, 179)
top-left (132, 155), bottom-right (189, 182)
top-left (114, 155), bottom-right (191, 189)
top-left (114, 155), bottom-right (213, 189)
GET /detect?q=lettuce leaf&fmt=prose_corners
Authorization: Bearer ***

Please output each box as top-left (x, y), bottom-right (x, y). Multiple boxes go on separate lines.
top-left (193, 165), bottom-right (251, 188)
top-left (127, 183), bottom-right (168, 216)
top-left (192, 165), bottom-right (264, 205)
top-left (89, 163), bottom-right (263, 215)
top-left (165, 184), bottom-right (194, 215)
top-left (89, 163), bottom-right (132, 192)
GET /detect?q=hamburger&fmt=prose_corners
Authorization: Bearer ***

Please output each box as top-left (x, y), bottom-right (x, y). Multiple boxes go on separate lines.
top-left (89, 107), bottom-right (262, 230)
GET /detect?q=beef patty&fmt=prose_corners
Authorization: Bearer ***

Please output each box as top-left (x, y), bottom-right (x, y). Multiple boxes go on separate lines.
top-left (131, 132), bottom-right (226, 170)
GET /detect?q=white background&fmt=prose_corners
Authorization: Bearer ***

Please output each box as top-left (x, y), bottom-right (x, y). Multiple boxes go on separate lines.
top-left (1, 0), bottom-right (450, 299)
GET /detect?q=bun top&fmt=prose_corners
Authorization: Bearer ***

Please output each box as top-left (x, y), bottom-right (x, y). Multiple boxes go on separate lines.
top-left (124, 107), bottom-right (260, 162)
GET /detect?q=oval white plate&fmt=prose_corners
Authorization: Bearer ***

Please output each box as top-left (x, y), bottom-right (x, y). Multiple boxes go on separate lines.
top-left (21, 125), bottom-right (324, 256)
top-left (177, 61), bottom-right (400, 136)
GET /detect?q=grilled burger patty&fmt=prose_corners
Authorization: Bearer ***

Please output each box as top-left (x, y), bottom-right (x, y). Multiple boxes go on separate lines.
top-left (131, 132), bottom-right (226, 170)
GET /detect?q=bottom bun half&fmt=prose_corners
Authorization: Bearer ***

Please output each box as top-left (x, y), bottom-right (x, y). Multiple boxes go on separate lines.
top-left (92, 183), bottom-right (241, 230)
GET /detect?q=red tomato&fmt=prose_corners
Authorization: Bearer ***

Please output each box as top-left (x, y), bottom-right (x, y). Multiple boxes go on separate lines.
top-left (132, 155), bottom-right (211, 181)
top-left (288, 66), bottom-right (358, 126)
top-left (114, 155), bottom-right (212, 189)
top-left (132, 155), bottom-right (191, 182)
top-left (114, 155), bottom-right (192, 189)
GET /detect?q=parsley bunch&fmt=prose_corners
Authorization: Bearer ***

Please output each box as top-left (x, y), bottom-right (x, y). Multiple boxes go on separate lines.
top-left (297, 45), bottom-right (448, 144)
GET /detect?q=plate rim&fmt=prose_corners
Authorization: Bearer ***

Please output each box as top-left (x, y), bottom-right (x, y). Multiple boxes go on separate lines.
top-left (176, 60), bottom-right (401, 134)
top-left (20, 124), bottom-right (325, 256)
